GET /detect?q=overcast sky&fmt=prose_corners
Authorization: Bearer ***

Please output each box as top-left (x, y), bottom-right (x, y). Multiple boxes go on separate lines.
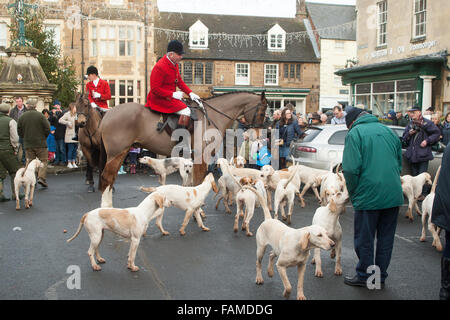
top-left (157, 0), bottom-right (356, 17)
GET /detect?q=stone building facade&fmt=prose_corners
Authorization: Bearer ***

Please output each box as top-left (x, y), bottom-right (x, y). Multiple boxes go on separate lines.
top-left (336, 0), bottom-right (450, 115)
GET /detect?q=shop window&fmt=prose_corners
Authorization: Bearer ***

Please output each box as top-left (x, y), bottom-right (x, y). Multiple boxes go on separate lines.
top-left (181, 61), bottom-right (213, 85)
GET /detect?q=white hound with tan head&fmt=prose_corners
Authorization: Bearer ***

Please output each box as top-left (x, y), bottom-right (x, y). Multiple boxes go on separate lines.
top-left (140, 173), bottom-right (218, 236)
top-left (66, 192), bottom-right (166, 272)
top-left (249, 186), bottom-right (335, 300)
top-left (420, 167), bottom-right (443, 251)
top-left (14, 158), bottom-right (44, 210)
top-left (401, 172), bottom-right (432, 222)
top-left (139, 156), bottom-right (193, 186)
top-left (311, 190), bottom-right (349, 277)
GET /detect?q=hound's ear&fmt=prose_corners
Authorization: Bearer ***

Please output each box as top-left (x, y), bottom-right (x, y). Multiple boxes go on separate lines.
top-left (239, 177), bottom-right (246, 185)
top-left (243, 158), bottom-right (247, 164)
top-left (234, 157), bottom-right (238, 166)
top-left (337, 173), bottom-right (344, 182)
top-left (299, 232), bottom-right (310, 251)
top-left (250, 177), bottom-right (256, 185)
top-left (154, 194), bottom-right (165, 208)
top-left (211, 181), bottom-right (219, 193)
top-left (329, 198), bottom-right (337, 213)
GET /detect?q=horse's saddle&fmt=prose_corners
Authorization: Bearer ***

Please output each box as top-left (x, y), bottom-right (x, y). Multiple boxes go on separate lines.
top-left (150, 101), bottom-right (200, 136)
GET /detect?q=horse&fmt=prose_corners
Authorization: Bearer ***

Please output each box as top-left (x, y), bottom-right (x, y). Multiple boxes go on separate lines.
top-left (97, 91), bottom-right (268, 208)
top-left (75, 93), bottom-right (104, 193)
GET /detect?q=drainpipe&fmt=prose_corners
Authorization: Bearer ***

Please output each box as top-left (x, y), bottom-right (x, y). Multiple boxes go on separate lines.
top-left (80, 1), bottom-right (85, 94)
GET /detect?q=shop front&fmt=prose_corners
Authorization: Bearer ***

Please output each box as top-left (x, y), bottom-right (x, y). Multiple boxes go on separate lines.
top-left (335, 52), bottom-right (447, 116)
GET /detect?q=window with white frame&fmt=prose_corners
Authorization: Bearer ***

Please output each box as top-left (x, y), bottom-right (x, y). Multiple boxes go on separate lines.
top-left (100, 25), bottom-right (116, 56)
top-left (119, 26), bottom-right (134, 56)
top-left (268, 24), bottom-right (286, 51)
top-left (413, 0), bottom-right (427, 38)
top-left (105, 79), bottom-right (143, 107)
top-left (136, 26), bottom-right (142, 58)
top-left (91, 25), bottom-right (97, 56)
top-left (235, 63), bottom-right (250, 85)
top-left (264, 64), bottom-right (278, 86)
top-left (0, 23), bottom-right (7, 48)
top-left (189, 20), bottom-right (208, 49)
top-left (45, 24), bottom-right (61, 48)
top-left (377, 1), bottom-right (387, 46)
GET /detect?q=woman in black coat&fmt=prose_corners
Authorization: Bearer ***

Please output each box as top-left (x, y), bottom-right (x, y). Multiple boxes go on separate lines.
top-left (441, 112), bottom-right (450, 146)
top-left (432, 144), bottom-right (450, 300)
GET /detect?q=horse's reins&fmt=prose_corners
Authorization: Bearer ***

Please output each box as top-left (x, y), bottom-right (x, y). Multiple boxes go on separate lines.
top-left (195, 98), bottom-right (262, 129)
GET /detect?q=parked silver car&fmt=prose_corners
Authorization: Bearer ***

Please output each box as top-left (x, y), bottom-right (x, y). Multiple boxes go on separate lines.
top-left (289, 124), bottom-right (443, 179)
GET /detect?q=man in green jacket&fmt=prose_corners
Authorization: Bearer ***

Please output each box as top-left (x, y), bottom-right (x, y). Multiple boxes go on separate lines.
top-left (17, 99), bottom-right (51, 188)
top-left (0, 104), bottom-right (21, 201)
top-left (342, 106), bottom-right (404, 289)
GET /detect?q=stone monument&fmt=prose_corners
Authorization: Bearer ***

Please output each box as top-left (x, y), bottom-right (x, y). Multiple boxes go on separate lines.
top-left (0, 0), bottom-right (57, 111)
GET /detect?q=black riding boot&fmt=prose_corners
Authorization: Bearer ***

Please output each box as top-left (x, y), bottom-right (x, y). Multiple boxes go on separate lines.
top-left (440, 257), bottom-right (450, 300)
top-left (279, 157), bottom-right (286, 170)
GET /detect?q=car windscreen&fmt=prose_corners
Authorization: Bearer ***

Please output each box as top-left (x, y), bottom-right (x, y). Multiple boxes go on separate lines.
top-left (298, 128), bottom-right (321, 143)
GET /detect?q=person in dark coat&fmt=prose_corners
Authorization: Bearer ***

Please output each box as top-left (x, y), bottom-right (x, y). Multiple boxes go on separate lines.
top-left (402, 106), bottom-right (441, 198)
top-left (276, 108), bottom-right (303, 169)
top-left (48, 100), bottom-right (67, 166)
top-left (441, 112), bottom-right (450, 146)
top-left (431, 145), bottom-right (450, 300)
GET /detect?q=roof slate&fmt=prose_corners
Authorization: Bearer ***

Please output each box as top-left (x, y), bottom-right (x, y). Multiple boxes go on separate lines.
top-left (306, 2), bottom-right (356, 41)
top-left (154, 12), bottom-right (320, 63)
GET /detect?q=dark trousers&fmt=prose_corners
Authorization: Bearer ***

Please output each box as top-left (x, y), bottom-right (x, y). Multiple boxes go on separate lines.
top-left (411, 161), bottom-right (431, 195)
top-left (354, 207), bottom-right (399, 282)
top-left (444, 230), bottom-right (450, 259)
top-left (55, 139), bottom-right (66, 164)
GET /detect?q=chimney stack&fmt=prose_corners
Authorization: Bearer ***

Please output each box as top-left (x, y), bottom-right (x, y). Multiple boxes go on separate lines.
top-left (295, 0), bottom-right (307, 20)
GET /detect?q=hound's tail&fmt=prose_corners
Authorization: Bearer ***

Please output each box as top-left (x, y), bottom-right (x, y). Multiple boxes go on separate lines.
top-left (242, 186), bottom-right (272, 220)
top-left (282, 165), bottom-right (300, 189)
top-left (431, 166), bottom-right (441, 194)
top-left (140, 186), bottom-right (157, 193)
top-left (67, 214), bottom-right (88, 243)
top-left (21, 161), bottom-right (31, 178)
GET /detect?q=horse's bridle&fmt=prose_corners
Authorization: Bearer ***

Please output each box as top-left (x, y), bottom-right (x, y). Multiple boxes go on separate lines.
top-left (77, 104), bottom-right (101, 146)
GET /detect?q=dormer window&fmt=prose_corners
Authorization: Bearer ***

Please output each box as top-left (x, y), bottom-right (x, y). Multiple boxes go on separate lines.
top-left (268, 24), bottom-right (286, 51)
top-left (189, 20), bottom-right (208, 49)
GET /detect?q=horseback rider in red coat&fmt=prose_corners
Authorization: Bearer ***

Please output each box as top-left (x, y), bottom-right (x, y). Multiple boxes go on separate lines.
top-left (86, 66), bottom-right (111, 112)
top-left (145, 40), bottom-right (201, 128)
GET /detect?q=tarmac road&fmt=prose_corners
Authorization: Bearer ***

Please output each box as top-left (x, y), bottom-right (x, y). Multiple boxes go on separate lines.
top-left (0, 170), bottom-right (443, 300)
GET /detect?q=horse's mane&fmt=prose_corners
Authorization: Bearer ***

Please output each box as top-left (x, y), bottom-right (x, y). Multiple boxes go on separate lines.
top-left (204, 91), bottom-right (262, 101)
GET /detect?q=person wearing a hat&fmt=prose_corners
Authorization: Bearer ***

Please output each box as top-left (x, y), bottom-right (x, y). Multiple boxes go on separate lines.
top-left (402, 105), bottom-right (441, 200)
top-left (342, 106), bottom-right (404, 289)
top-left (145, 40), bottom-right (201, 129)
top-left (0, 103), bottom-right (22, 201)
top-left (17, 99), bottom-right (51, 188)
top-left (85, 66), bottom-right (111, 112)
top-left (309, 112), bottom-right (321, 126)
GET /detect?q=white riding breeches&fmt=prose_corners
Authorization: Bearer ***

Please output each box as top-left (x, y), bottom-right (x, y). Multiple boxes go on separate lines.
top-left (176, 107), bottom-right (191, 116)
